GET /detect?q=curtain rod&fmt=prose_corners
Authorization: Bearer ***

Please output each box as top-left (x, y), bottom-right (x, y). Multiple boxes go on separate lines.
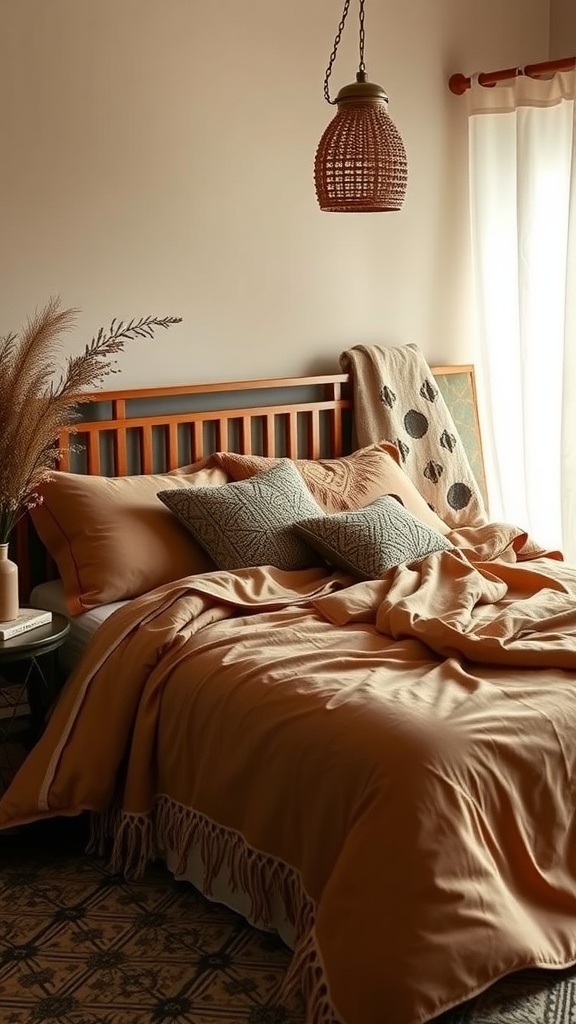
top-left (449, 55), bottom-right (575, 95)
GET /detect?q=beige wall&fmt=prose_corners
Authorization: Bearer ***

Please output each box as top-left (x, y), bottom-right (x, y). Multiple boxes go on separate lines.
top-left (0, 0), bottom-right (548, 386)
top-left (550, 0), bottom-right (576, 57)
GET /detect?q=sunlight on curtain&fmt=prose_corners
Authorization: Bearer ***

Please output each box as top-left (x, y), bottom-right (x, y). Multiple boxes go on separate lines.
top-left (468, 72), bottom-right (576, 557)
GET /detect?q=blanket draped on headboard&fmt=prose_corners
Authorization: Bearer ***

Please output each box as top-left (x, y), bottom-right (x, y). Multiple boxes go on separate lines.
top-left (339, 343), bottom-right (487, 529)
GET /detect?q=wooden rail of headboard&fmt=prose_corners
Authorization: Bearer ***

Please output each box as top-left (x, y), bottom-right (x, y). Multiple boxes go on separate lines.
top-left (56, 375), bottom-right (350, 475)
top-left (13, 366), bottom-right (485, 602)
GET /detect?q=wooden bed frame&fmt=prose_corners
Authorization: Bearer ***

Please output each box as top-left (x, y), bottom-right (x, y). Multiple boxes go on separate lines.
top-left (14, 365), bottom-right (485, 601)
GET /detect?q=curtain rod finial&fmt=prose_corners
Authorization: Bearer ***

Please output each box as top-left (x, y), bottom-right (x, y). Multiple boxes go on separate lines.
top-left (449, 73), bottom-right (470, 95)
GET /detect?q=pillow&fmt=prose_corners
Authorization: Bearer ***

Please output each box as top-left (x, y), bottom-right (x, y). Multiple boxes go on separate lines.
top-left (206, 444), bottom-right (450, 533)
top-left (293, 495), bottom-right (453, 580)
top-left (31, 466), bottom-right (229, 615)
top-left (158, 459), bottom-right (326, 572)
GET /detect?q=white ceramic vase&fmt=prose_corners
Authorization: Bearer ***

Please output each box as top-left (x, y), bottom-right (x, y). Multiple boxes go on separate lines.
top-left (0, 544), bottom-right (19, 622)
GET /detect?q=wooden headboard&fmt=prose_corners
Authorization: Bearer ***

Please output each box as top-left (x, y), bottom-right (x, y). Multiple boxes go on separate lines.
top-left (14, 365), bottom-right (486, 600)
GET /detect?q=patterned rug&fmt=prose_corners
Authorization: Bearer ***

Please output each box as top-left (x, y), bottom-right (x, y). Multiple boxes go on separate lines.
top-left (0, 818), bottom-right (575, 1024)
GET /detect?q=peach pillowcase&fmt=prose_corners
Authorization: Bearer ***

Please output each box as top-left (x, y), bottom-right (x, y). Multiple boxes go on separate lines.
top-left (31, 466), bottom-right (228, 615)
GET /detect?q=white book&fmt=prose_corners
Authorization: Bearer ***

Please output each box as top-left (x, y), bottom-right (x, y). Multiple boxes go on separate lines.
top-left (0, 608), bottom-right (52, 641)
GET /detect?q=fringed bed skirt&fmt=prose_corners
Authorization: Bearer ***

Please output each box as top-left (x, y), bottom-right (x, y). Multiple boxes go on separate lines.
top-left (91, 795), bottom-right (341, 1024)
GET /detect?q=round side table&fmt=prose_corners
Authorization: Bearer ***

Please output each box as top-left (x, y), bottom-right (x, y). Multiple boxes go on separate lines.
top-left (0, 612), bottom-right (70, 790)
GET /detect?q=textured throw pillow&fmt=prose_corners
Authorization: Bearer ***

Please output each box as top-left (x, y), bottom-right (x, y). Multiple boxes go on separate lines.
top-left (158, 459), bottom-right (326, 571)
top-left (31, 466), bottom-right (229, 615)
top-left (293, 495), bottom-right (453, 580)
top-left (205, 444), bottom-right (450, 534)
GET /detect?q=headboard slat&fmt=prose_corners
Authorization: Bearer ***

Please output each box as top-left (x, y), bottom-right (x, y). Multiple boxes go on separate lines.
top-left (308, 410), bottom-right (320, 459)
top-left (240, 416), bottom-right (252, 456)
top-left (286, 413), bottom-right (298, 459)
top-left (264, 415), bottom-right (274, 457)
top-left (141, 426), bottom-right (153, 474)
top-left (192, 421), bottom-right (204, 463)
top-left (86, 432), bottom-right (102, 476)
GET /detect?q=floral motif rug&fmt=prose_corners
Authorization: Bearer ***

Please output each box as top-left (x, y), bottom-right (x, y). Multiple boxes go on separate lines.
top-left (0, 818), bottom-right (575, 1024)
top-left (0, 819), bottom-right (303, 1024)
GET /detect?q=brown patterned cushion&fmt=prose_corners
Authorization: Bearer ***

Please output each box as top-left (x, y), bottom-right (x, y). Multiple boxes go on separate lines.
top-left (293, 495), bottom-right (453, 580)
top-left (207, 444), bottom-right (450, 534)
top-left (158, 460), bottom-right (325, 572)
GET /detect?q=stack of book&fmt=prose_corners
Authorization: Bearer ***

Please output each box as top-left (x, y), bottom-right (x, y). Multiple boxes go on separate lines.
top-left (0, 608), bottom-right (52, 642)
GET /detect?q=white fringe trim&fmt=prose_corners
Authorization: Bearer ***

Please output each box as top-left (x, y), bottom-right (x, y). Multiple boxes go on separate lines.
top-left (90, 796), bottom-right (342, 1024)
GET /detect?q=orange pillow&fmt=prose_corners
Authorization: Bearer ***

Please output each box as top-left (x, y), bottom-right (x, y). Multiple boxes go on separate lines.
top-left (206, 444), bottom-right (450, 534)
top-left (31, 466), bottom-right (229, 615)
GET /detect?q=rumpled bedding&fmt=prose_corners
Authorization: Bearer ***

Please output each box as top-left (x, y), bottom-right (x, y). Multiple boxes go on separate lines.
top-left (2, 524), bottom-right (576, 1024)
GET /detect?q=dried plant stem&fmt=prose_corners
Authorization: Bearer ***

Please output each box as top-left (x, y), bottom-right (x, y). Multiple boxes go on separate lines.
top-left (0, 298), bottom-right (182, 544)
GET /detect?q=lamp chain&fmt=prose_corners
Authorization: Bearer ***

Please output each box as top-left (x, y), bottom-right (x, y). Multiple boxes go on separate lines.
top-left (323, 0), bottom-right (351, 105)
top-left (323, 0), bottom-right (368, 104)
top-left (358, 0), bottom-right (366, 73)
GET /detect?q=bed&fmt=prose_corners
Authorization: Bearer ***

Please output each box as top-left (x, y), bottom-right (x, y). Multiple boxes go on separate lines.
top-left (2, 357), bottom-right (576, 1024)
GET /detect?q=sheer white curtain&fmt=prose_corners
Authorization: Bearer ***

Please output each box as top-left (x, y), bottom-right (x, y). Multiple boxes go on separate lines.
top-left (468, 71), bottom-right (576, 557)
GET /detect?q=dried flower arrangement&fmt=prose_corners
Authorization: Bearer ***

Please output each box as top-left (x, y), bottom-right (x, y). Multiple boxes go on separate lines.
top-left (0, 297), bottom-right (182, 545)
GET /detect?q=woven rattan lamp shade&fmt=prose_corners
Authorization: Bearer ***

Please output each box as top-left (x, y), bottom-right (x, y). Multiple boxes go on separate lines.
top-left (315, 79), bottom-right (408, 212)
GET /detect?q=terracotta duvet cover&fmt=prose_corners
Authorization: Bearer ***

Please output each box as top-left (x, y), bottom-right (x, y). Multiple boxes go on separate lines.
top-left (3, 524), bottom-right (576, 1024)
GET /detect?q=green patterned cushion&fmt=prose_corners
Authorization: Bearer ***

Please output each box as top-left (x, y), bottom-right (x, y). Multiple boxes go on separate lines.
top-left (293, 495), bottom-right (453, 579)
top-left (157, 460), bottom-right (325, 571)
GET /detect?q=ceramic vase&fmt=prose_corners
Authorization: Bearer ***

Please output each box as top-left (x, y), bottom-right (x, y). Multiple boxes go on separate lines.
top-left (0, 544), bottom-right (19, 622)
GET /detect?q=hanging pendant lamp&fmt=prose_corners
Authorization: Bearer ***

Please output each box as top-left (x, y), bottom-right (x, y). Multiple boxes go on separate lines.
top-left (314, 0), bottom-right (408, 213)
